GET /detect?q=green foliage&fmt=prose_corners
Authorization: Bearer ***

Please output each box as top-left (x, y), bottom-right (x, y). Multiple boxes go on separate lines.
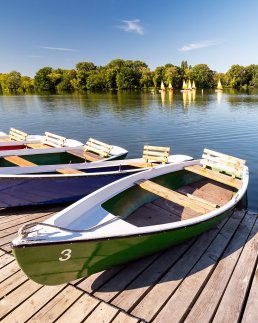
top-left (34, 67), bottom-right (55, 92)
top-left (2, 59), bottom-right (258, 94)
top-left (191, 64), bottom-right (215, 88)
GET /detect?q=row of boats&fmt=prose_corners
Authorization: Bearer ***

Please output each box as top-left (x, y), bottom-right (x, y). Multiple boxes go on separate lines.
top-left (1, 128), bottom-right (248, 286)
top-left (159, 80), bottom-right (223, 92)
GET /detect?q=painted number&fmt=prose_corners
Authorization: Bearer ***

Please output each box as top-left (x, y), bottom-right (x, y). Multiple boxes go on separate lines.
top-left (59, 249), bottom-right (72, 261)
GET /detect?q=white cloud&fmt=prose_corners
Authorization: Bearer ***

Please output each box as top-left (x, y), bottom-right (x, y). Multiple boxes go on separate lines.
top-left (178, 40), bottom-right (220, 52)
top-left (119, 19), bottom-right (144, 35)
top-left (40, 46), bottom-right (76, 52)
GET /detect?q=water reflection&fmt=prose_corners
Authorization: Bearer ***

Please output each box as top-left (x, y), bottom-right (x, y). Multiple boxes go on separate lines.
top-left (0, 91), bottom-right (258, 210)
top-left (216, 91), bottom-right (223, 105)
top-left (182, 90), bottom-right (196, 108)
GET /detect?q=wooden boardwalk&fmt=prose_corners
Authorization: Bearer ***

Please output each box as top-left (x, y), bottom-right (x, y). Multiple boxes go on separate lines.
top-left (0, 205), bottom-right (257, 323)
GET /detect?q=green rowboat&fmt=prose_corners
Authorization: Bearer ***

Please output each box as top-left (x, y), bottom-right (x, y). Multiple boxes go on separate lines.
top-left (12, 148), bottom-right (248, 285)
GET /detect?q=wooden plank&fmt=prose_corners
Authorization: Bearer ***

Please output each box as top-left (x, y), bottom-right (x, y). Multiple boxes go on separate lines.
top-left (185, 164), bottom-right (242, 189)
top-left (42, 132), bottom-right (66, 148)
top-left (0, 212), bottom-right (55, 233)
top-left (85, 138), bottom-right (112, 158)
top-left (184, 212), bottom-right (257, 323)
top-left (151, 210), bottom-right (246, 323)
top-left (177, 180), bottom-right (233, 208)
top-left (131, 211), bottom-right (244, 322)
top-left (212, 216), bottom-right (258, 323)
top-left (0, 253), bottom-right (14, 268)
top-left (186, 193), bottom-right (218, 208)
top-left (0, 260), bottom-right (19, 283)
top-left (125, 203), bottom-right (181, 226)
top-left (28, 286), bottom-right (83, 322)
top-left (0, 213), bottom-right (56, 239)
top-left (56, 168), bottom-right (85, 174)
top-left (112, 311), bottom-right (140, 323)
top-left (144, 145), bottom-right (170, 152)
top-left (66, 148), bottom-right (85, 159)
top-left (55, 294), bottom-right (100, 322)
top-left (87, 137), bottom-right (113, 149)
top-left (26, 143), bottom-right (50, 149)
top-left (76, 266), bottom-right (124, 294)
top-left (9, 128), bottom-right (28, 141)
top-left (85, 301), bottom-right (118, 323)
top-left (202, 159), bottom-right (243, 178)
top-left (93, 252), bottom-right (162, 302)
top-left (84, 151), bottom-right (103, 161)
top-left (0, 279), bottom-right (43, 319)
top-left (137, 180), bottom-right (215, 213)
top-left (203, 148), bottom-right (245, 165)
top-left (67, 148), bottom-right (103, 161)
top-left (112, 239), bottom-right (194, 312)
top-left (3, 155), bottom-right (37, 167)
top-left (242, 259), bottom-right (258, 323)
top-left (0, 270), bottom-right (28, 300)
top-left (143, 145), bottom-right (169, 163)
top-left (153, 198), bottom-right (200, 220)
top-left (2, 284), bottom-right (65, 323)
top-left (0, 138), bottom-right (11, 142)
top-left (0, 214), bottom-right (54, 248)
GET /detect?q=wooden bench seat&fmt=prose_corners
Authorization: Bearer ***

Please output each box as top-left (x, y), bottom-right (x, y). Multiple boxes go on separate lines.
top-left (184, 149), bottom-right (245, 190)
top-left (4, 156), bottom-right (37, 167)
top-left (84, 138), bottom-right (113, 158)
top-left (26, 143), bottom-right (50, 149)
top-left (184, 165), bottom-right (242, 189)
top-left (0, 128), bottom-right (28, 142)
top-left (56, 168), bottom-right (85, 174)
top-left (67, 149), bottom-right (103, 161)
top-left (83, 151), bottom-right (103, 162)
top-left (136, 179), bottom-right (217, 214)
top-left (27, 132), bottom-right (66, 149)
top-left (129, 145), bottom-right (170, 168)
top-left (68, 138), bottom-right (113, 162)
top-left (9, 128), bottom-right (28, 141)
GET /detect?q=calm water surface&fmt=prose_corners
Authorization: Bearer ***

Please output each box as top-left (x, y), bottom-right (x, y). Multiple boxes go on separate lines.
top-left (0, 90), bottom-right (258, 210)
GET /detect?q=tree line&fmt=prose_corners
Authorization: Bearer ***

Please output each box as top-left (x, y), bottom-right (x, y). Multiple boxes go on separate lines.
top-left (1, 59), bottom-right (258, 94)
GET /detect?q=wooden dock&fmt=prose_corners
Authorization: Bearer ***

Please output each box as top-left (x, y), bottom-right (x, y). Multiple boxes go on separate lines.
top-left (0, 206), bottom-right (257, 322)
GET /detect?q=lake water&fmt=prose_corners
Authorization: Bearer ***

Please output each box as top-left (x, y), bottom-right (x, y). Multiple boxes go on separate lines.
top-left (0, 90), bottom-right (257, 211)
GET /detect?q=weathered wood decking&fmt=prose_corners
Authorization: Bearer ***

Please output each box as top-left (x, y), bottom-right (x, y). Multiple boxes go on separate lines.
top-left (0, 206), bottom-right (257, 322)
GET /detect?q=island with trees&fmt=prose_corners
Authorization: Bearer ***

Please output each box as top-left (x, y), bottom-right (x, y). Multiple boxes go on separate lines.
top-left (1, 59), bottom-right (258, 94)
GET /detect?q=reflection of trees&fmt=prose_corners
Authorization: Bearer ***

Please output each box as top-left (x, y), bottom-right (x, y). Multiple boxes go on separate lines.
top-left (181, 90), bottom-right (210, 109)
top-left (226, 89), bottom-right (258, 107)
top-left (71, 91), bottom-right (152, 118)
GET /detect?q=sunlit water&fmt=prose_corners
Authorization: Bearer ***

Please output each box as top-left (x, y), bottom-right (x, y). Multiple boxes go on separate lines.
top-left (0, 90), bottom-right (258, 211)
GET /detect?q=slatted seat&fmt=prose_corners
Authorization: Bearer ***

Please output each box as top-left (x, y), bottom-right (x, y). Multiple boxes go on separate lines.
top-left (84, 138), bottom-right (113, 159)
top-left (185, 148), bottom-right (245, 189)
top-left (9, 128), bottom-right (28, 141)
top-left (27, 132), bottom-right (66, 149)
top-left (136, 179), bottom-right (216, 214)
top-left (129, 145), bottom-right (170, 168)
top-left (0, 128), bottom-right (28, 142)
top-left (4, 156), bottom-right (37, 167)
top-left (67, 138), bottom-right (113, 162)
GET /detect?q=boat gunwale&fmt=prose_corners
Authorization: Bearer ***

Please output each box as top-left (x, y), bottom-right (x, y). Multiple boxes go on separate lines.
top-left (0, 146), bottom-right (128, 175)
top-left (12, 159), bottom-right (249, 246)
top-left (11, 207), bottom-right (233, 249)
top-left (0, 155), bottom-right (191, 177)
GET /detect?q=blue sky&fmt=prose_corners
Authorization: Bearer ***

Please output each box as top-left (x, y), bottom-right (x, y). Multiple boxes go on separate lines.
top-left (1, 0), bottom-right (257, 76)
